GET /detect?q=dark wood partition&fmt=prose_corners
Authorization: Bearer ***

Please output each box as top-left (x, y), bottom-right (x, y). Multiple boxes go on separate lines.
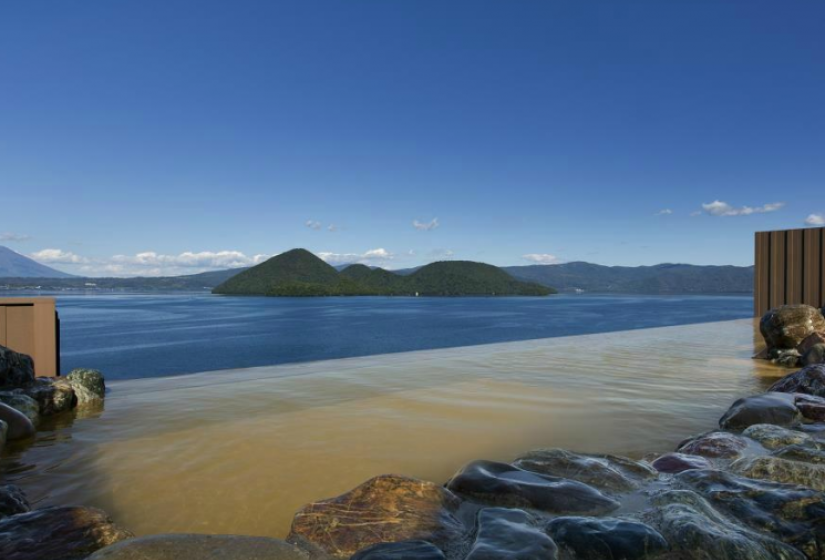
top-left (755, 227), bottom-right (825, 317)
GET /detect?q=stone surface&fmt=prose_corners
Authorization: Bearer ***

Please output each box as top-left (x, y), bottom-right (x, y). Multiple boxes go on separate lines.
top-left (547, 516), bottom-right (667, 560)
top-left (795, 393), bottom-right (825, 421)
top-left (802, 344), bottom-right (825, 367)
top-left (760, 305), bottom-right (825, 350)
top-left (0, 345), bottom-right (35, 389)
top-left (0, 485), bottom-right (29, 519)
top-left (25, 377), bottom-right (76, 416)
top-left (0, 506), bottom-right (133, 560)
top-left (769, 348), bottom-right (802, 368)
top-left (0, 418), bottom-right (5, 449)
top-left (731, 455), bottom-right (825, 491)
top-left (676, 431), bottom-right (749, 459)
top-left (652, 452), bottom-right (712, 474)
top-left (465, 508), bottom-right (557, 560)
top-left (66, 368), bottom-right (106, 404)
top-left (288, 475), bottom-right (463, 559)
top-left (87, 534), bottom-right (312, 560)
top-left (513, 448), bottom-right (656, 493)
top-left (771, 364), bottom-right (825, 397)
top-left (798, 332), bottom-right (825, 356)
top-left (0, 401), bottom-right (35, 440)
top-left (0, 391), bottom-right (39, 424)
top-left (742, 423), bottom-right (812, 450)
top-left (773, 443), bottom-right (825, 464)
top-left (351, 541), bottom-right (445, 560)
top-left (445, 460), bottom-right (619, 515)
top-left (719, 392), bottom-right (801, 430)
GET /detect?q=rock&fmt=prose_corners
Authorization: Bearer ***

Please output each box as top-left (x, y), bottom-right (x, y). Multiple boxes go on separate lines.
top-left (351, 541), bottom-right (446, 560)
top-left (798, 332), bottom-right (825, 356)
top-left (0, 506), bottom-right (133, 560)
top-left (742, 424), bottom-right (812, 450)
top-left (802, 344), bottom-right (825, 367)
top-left (645, 489), bottom-right (805, 560)
top-left (465, 508), bottom-right (557, 560)
top-left (512, 448), bottom-right (656, 493)
top-left (0, 345), bottom-right (35, 389)
top-left (676, 431), bottom-right (749, 459)
top-left (0, 485), bottom-right (29, 519)
top-left (719, 393), bottom-right (801, 430)
top-left (760, 305), bottom-right (825, 350)
top-left (86, 534), bottom-right (313, 560)
top-left (773, 443), bottom-right (825, 464)
top-left (66, 368), bottom-right (106, 404)
top-left (0, 391), bottom-right (39, 424)
top-left (731, 455), bottom-right (825, 491)
top-left (0, 418), bottom-right (5, 449)
top-left (0, 402), bottom-right (35, 440)
top-left (288, 475), bottom-right (463, 559)
top-left (25, 378), bottom-right (76, 416)
top-left (769, 348), bottom-right (802, 368)
top-left (445, 460), bottom-right (619, 515)
top-left (547, 516), bottom-right (668, 560)
top-left (795, 393), bottom-right (825, 421)
top-left (770, 364), bottom-right (825, 397)
top-left (652, 453), bottom-right (712, 474)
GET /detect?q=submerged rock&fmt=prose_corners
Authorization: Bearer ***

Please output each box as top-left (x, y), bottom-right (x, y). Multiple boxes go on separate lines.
top-left (0, 485), bottom-right (29, 519)
top-left (676, 431), bottom-right (749, 459)
top-left (795, 393), bottom-right (825, 421)
top-left (742, 424), bottom-right (812, 450)
top-left (0, 402), bottom-right (35, 440)
top-left (731, 455), bottom-right (825, 491)
top-left (770, 364), bottom-right (825, 397)
top-left (798, 332), bottom-right (825, 355)
top-left (0, 345), bottom-right (34, 389)
top-left (719, 393), bottom-right (801, 430)
top-left (773, 443), bottom-right (825, 464)
top-left (465, 508), bottom-right (557, 560)
top-left (547, 516), bottom-right (667, 560)
top-left (87, 534), bottom-right (312, 560)
top-left (351, 541), bottom-right (446, 560)
top-left (446, 460), bottom-right (620, 515)
top-left (652, 453), bottom-right (712, 474)
top-left (0, 391), bottom-right (39, 424)
top-left (66, 368), bottom-right (106, 404)
top-left (288, 475), bottom-right (463, 559)
top-left (0, 506), bottom-right (133, 560)
top-left (802, 344), bottom-right (825, 367)
top-left (512, 448), bottom-right (656, 492)
top-left (760, 305), bottom-right (825, 350)
top-left (25, 378), bottom-right (76, 416)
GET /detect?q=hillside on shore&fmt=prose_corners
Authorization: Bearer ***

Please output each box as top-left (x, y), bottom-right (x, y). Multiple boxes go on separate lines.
top-left (0, 246), bottom-right (76, 278)
top-left (213, 249), bottom-right (554, 296)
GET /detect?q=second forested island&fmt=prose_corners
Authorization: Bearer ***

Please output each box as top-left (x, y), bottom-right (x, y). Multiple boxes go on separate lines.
top-left (213, 249), bottom-right (556, 297)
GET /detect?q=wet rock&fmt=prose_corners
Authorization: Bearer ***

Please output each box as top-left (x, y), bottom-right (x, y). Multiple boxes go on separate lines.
top-left (0, 345), bottom-right (35, 389)
top-left (87, 534), bottom-right (313, 560)
top-left (802, 344), bottom-right (825, 367)
top-left (0, 402), bottom-right (35, 440)
top-left (770, 348), bottom-right (802, 368)
top-left (288, 475), bottom-right (463, 559)
top-left (0, 485), bottom-right (29, 519)
top-left (25, 377), bottom-right (76, 416)
top-left (719, 392), bottom-right (800, 430)
top-left (771, 364), bottom-right (825, 397)
top-left (676, 431), bottom-right (749, 459)
top-left (513, 448), bottom-right (656, 493)
top-left (351, 541), bottom-right (446, 560)
top-left (0, 390), bottom-right (39, 424)
top-left (675, 469), bottom-right (825, 556)
top-left (795, 393), bottom-right (825, 421)
top-left (652, 453), bottom-right (712, 474)
top-left (798, 332), bottom-right (825, 356)
top-left (547, 516), bottom-right (667, 560)
top-left (645, 489), bottom-right (805, 560)
top-left (731, 455), bottom-right (825, 491)
top-left (446, 460), bottom-right (620, 515)
top-left (742, 424), bottom-right (812, 450)
top-left (465, 508), bottom-right (557, 560)
top-left (773, 443), bottom-right (825, 464)
top-left (761, 305), bottom-right (825, 350)
top-left (0, 418), bottom-right (5, 449)
top-left (0, 505), bottom-right (133, 560)
top-left (66, 368), bottom-right (106, 404)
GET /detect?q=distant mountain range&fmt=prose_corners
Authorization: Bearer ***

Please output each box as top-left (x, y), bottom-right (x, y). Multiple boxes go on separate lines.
top-left (0, 246), bottom-right (75, 278)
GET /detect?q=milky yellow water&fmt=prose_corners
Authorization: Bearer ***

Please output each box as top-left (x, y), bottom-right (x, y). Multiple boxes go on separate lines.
top-left (1, 319), bottom-right (785, 538)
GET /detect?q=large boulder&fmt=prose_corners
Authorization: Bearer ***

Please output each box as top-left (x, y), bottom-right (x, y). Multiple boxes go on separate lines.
top-left (465, 508), bottom-right (558, 560)
top-left (719, 393), bottom-right (801, 431)
top-left (86, 534), bottom-right (312, 560)
top-left (0, 402), bottom-right (35, 440)
top-left (676, 431), bottom-right (749, 459)
top-left (66, 368), bottom-right (106, 404)
top-left (0, 391), bottom-right (39, 424)
top-left (0, 345), bottom-right (34, 389)
top-left (652, 453), bottom-right (712, 474)
top-left (0, 485), bottom-right (29, 520)
top-left (288, 475), bottom-right (463, 559)
top-left (760, 305), bottom-right (825, 350)
top-left (741, 424), bottom-right (813, 450)
top-left (546, 516), bottom-right (668, 560)
top-left (25, 378), bottom-right (76, 416)
top-left (731, 456), bottom-right (825, 491)
top-left (445, 460), bottom-right (619, 515)
top-left (798, 332), bottom-right (825, 356)
top-left (802, 344), bottom-right (825, 367)
top-left (770, 364), bottom-right (825, 397)
top-left (0, 506), bottom-right (133, 560)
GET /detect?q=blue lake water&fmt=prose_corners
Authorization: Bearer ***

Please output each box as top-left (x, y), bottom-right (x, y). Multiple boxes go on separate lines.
top-left (27, 293), bottom-right (755, 380)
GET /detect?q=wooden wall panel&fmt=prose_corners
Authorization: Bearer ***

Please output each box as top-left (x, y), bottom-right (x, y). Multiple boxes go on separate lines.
top-left (0, 298), bottom-right (59, 376)
top-left (755, 227), bottom-right (825, 316)
top-left (754, 232), bottom-right (771, 317)
top-left (769, 230), bottom-right (786, 310)
top-left (803, 228), bottom-right (821, 307)
top-left (6, 305), bottom-right (35, 359)
top-left (786, 229), bottom-right (803, 304)
top-left (0, 306), bottom-right (6, 346)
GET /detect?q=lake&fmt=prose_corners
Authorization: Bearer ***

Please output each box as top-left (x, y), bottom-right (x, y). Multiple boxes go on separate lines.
top-left (41, 293), bottom-right (756, 379)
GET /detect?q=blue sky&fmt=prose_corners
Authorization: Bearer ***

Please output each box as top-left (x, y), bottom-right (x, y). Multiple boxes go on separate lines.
top-left (1, 1), bottom-right (823, 276)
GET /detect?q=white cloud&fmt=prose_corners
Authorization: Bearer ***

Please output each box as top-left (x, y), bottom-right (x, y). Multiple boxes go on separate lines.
top-left (305, 220), bottom-right (322, 230)
top-left (110, 250), bottom-right (269, 270)
top-left (0, 232), bottom-right (31, 242)
top-left (655, 209), bottom-right (673, 216)
top-left (522, 253), bottom-right (560, 265)
top-left (30, 248), bottom-right (89, 264)
top-left (317, 248), bottom-right (394, 265)
top-left (428, 248), bottom-right (454, 259)
top-left (805, 214), bottom-right (825, 226)
top-left (413, 218), bottom-right (439, 231)
top-left (700, 200), bottom-right (785, 217)
top-left (327, 224), bottom-right (339, 232)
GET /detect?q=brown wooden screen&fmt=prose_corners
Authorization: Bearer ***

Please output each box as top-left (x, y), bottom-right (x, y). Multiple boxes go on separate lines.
top-left (0, 297), bottom-right (60, 377)
top-left (754, 227), bottom-right (825, 317)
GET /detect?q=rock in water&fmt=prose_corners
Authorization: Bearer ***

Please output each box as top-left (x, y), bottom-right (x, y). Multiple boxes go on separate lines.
top-left (288, 475), bottom-right (463, 559)
top-left (0, 506), bottom-right (133, 560)
top-left (802, 344), bottom-right (825, 367)
top-left (0, 402), bottom-right (35, 440)
top-left (547, 516), bottom-right (667, 560)
top-left (770, 364), bottom-right (825, 397)
top-left (760, 305), bottom-right (825, 350)
top-left (25, 378), bottom-right (76, 415)
top-left (351, 541), bottom-right (446, 560)
top-left (731, 456), bottom-right (825, 491)
top-left (465, 508), bottom-right (558, 560)
top-left (676, 431), bottom-right (749, 459)
top-left (652, 453), bottom-right (712, 474)
top-left (0, 345), bottom-right (35, 389)
top-left (86, 534), bottom-right (312, 560)
top-left (445, 460), bottom-right (619, 515)
top-left (719, 393), bottom-right (801, 430)
top-left (742, 424), bottom-right (813, 450)
top-left (0, 485), bottom-right (29, 519)
top-left (66, 368), bottom-right (106, 404)
top-left (0, 391), bottom-right (39, 424)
